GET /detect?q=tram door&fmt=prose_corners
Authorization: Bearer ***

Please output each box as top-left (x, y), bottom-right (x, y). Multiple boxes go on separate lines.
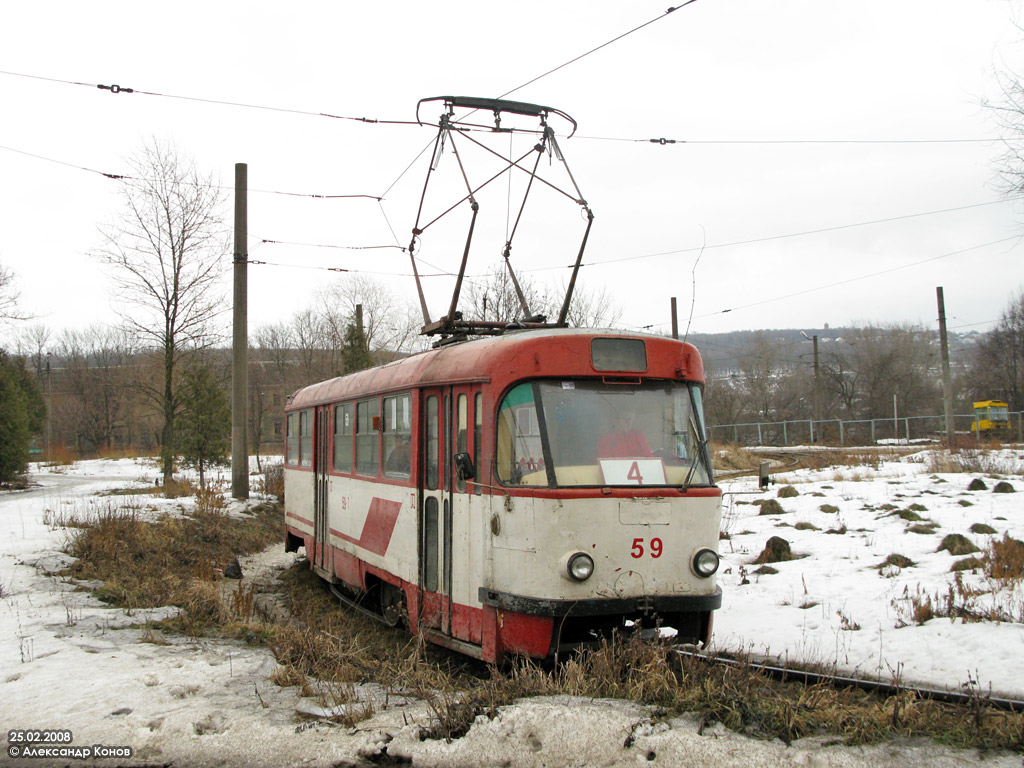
top-left (312, 405), bottom-right (332, 577)
top-left (419, 389), bottom-right (453, 634)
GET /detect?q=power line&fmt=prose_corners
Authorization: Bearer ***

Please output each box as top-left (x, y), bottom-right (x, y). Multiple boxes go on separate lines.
top-left (524, 196), bottom-right (1024, 273)
top-left (0, 142), bottom-right (383, 199)
top-left (5, 68), bottom-right (1002, 149)
top-left (498, 1), bottom-right (701, 99)
top-left (0, 143), bottom-right (131, 180)
top-left (574, 135), bottom-right (1004, 145)
top-left (0, 68), bottom-right (420, 127)
top-left (692, 235), bottom-right (1023, 320)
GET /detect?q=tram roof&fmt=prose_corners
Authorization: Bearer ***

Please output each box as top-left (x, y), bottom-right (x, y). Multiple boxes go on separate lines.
top-left (287, 327), bottom-right (705, 410)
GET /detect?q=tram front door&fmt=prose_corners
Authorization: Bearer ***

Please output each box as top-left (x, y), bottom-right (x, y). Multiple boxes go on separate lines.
top-left (419, 388), bottom-right (453, 634)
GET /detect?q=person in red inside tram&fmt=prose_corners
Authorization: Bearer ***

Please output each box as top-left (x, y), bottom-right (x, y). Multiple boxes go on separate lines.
top-left (597, 410), bottom-right (653, 458)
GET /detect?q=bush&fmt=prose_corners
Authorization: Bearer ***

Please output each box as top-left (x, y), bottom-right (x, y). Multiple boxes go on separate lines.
top-left (987, 535), bottom-right (1024, 581)
top-left (937, 534), bottom-right (979, 556)
top-left (878, 553), bottom-right (915, 569)
top-left (777, 485), bottom-right (799, 498)
top-left (263, 462), bottom-right (284, 500)
top-left (754, 536), bottom-right (793, 564)
top-left (754, 499), bottom-right (788, 516)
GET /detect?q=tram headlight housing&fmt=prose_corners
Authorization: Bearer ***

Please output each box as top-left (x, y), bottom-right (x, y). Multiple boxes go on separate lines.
top-left (692, 548), bottom-right (720, 578)
top-left (567, 552), bottom-right (595, 582)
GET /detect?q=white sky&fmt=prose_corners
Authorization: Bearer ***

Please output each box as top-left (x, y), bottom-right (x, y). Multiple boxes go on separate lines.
top-left (1, 0), bottom-right (1022, 342)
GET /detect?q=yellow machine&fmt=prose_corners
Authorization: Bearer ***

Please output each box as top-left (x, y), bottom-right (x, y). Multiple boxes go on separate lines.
top-left (973, 400), bottom-right (1010, 433)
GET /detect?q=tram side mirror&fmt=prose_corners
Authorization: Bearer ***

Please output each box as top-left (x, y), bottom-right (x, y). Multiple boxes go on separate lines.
top-left (758, 461), bottom-right (772, 490)
top-left (453, 452), bottom-right (476, 481)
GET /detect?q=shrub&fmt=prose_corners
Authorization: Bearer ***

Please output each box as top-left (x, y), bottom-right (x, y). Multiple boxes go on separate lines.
top-left (879, 554), bottom-right (915, 569)
top-left (993, 481), bottom-right (1015, 494)
top-left (987, 535), bottom-right (1024, 581)
top-left (263, 462), bottom-right (284, 500)
top-left (754, 536), bottom-right (793, 564)
top-left (777, 485), bottom-right (799, 498)
top-left (950, 557), bottom-right (985, 572)
top-left (969, 523), bottom-right (996, 535)
top-left (755, 499), bottom-right (788, 516)
top-left (819, 504), bottom-right (839, 514)
top-left (937, 534), bottom-right (979, 556)
top-left (967, 478), bottom-right (987, 491)
top-left (895, 510), bottom-right (924, 521)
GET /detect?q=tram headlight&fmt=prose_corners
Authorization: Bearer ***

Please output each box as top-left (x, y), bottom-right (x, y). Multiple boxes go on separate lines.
top-left (692, 548), bottom-right (720, 578)
top-left (567, 552), bottom-right (595, 582)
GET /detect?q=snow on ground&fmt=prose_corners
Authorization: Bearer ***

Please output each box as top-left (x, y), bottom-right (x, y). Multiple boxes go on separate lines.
top-left (0, 455), bottom-right (1021, 767)
top-left (715, 447), bottom-right (1024, 699)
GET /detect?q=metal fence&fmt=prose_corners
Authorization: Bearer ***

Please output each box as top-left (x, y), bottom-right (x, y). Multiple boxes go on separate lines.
top-left (708, 412), bottom-right (1024, 447)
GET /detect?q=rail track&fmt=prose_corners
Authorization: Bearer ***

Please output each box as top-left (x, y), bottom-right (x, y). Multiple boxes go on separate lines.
top-left (673, 647), bottom-right (1024, 713)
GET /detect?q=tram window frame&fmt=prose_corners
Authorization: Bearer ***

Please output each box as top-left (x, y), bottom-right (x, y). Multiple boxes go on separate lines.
top-left (473, 392), bottom-right (483, 495)
top-left (455, 393), bottom-right (468, 492)
top-left (383, 393), bottom-right (412, 480)
top-left (333, 402), bottom-right (353, 473)
top-left (425, 395), bottom-right (439, 490)
top-left (355, 398), bottom-right (380, 476)
top-left (298, 409), bottom-right (313, 468)
top-left (286, 412), bottom-right (299, 466)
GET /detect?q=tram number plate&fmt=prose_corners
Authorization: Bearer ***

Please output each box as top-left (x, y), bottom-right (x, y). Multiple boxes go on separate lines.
top-left (599, 459), bottom-right (666, 486)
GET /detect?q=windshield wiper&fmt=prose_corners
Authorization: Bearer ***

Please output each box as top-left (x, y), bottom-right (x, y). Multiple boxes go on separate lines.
top-left (681, 415), bottom-right (712, 491)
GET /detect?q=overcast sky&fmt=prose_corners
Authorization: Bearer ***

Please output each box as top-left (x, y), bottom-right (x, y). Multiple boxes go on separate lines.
top-left (1, 0), bottom-right (1021, 345)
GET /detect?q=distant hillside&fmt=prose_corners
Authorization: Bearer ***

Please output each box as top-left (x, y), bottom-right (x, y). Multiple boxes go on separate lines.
top-left (683, 326), bottom-right (983, 375)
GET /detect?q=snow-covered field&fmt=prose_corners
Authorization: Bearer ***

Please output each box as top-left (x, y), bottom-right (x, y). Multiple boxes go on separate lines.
top-left (715, 447), bottom-right (1024, 700)
top-left (1, 453), bottom-right (1021, 768)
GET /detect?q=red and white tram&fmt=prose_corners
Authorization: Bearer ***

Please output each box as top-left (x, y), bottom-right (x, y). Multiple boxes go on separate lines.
top-left (283, 328), bottom-right (722, 663)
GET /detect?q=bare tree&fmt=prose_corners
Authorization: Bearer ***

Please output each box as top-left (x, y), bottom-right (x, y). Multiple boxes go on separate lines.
top-left (461, 265), bottom-right (554, 324)
top-left (94, 140), bottom-right (227, 488)
top-left (0, 262), bottom-right (26, 326)
top-left (972, 290), bottom-right (1024, 410)
top-left (15, 323), bottom-right (51, 377)
top-left (316, 275), bottom-right (421, 356)
top-left (55, 326), bottom-right (137, 454)
top-left (560, 282), bottom-right (624, 328)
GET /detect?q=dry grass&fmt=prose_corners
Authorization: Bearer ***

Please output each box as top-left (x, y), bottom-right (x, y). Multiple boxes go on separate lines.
top-left (64, 496), bottom-right (281, 616)
top-left (64, 497), bottom-right (1024, 753)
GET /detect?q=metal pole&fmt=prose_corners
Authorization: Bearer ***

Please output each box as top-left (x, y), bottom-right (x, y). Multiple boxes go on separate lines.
top-left (231, 163), bottom-right (249, 500)
top-left (936, 287), bottom-right (955, 447)
top-left (671, 297), bottom-right (679, 340)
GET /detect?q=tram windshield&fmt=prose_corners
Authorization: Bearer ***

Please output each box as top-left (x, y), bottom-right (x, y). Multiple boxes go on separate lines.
top-left (496, 379), bottom-right (714, 488)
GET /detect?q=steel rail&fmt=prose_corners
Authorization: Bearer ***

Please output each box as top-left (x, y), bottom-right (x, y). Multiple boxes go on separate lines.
top-left (674, 648), bottom-right (1024, 713)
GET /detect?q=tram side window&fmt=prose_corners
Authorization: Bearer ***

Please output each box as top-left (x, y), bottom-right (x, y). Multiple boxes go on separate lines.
top-left (355, 399), bottom-right (380, 476)
top-left (496, 383), bottom-right (544, 485)
top-left (299, 409), bottom-right (313, 468)
top-left (455, 394), bottom-right (468, 492)
top-left (334, 403), bottom-right (353, 472)
top-left (286, 413), bottom-right (299, 465)
top-left (425, 395), bottom-right (439, 490)
top-left (473, 392), bottom-right (482, 495)
top-left (383, 394), bottom-right (412, 479)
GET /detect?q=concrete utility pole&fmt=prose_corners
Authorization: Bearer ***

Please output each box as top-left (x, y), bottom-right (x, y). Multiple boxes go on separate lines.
top-left (231, 163), bottom-right (249, 499)
top-left (813, 334), bottom-right (820, 441)
top-left (936, 286), bottom-right (955, 447)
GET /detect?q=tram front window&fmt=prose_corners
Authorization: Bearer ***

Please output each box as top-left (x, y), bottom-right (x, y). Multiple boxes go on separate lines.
top-left (496, 380), bottom-right (713, 487)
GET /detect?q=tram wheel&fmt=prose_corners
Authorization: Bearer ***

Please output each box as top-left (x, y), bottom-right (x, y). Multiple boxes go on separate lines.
top-left (380, 584), bottom-right (407, 627)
